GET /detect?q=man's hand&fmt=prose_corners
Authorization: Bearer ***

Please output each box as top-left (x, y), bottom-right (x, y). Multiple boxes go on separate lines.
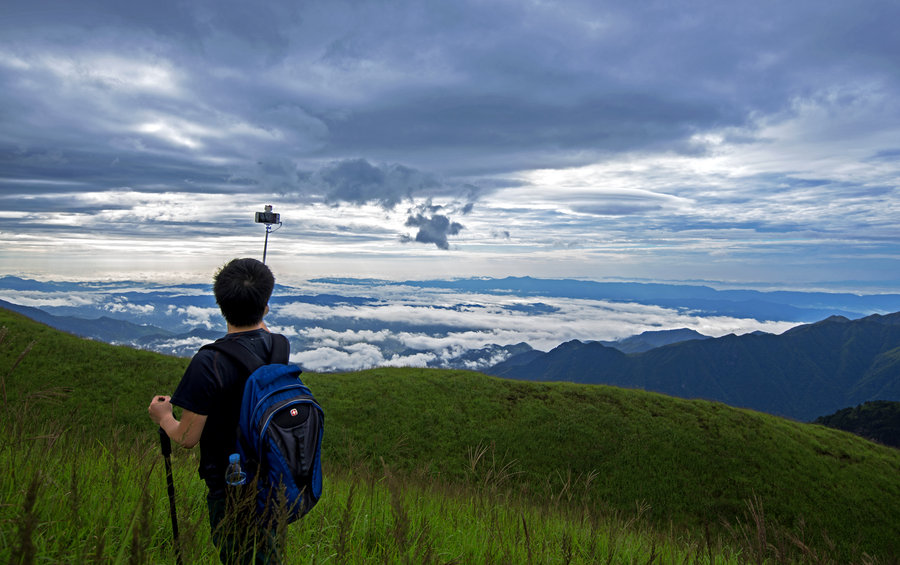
top-left (148, 395), bottom-right (172, 425)
top-left (148, 395), bottom-right (207, 448)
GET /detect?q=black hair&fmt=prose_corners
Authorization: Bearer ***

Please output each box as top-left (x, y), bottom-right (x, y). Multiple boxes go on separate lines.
top-left (213, 258), bottom-right (275, 327)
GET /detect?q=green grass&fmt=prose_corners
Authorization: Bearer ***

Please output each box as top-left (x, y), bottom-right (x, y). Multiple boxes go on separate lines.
top-left (2, 307), bottom-right (899, 563)
top-left (1, 413), bottom-right (733, 565)
top-left (314, 368), bottom-right (900, 558)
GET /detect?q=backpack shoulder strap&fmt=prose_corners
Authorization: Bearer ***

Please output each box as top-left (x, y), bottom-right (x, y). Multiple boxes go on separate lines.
top-left (269, 333), bottom-right (290, 364)
top-left (200, 333), bottom-right (290, 374)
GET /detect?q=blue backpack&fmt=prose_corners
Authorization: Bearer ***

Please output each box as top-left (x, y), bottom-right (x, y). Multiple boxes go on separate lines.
top-left (202, 334), bottom-right (324, 523)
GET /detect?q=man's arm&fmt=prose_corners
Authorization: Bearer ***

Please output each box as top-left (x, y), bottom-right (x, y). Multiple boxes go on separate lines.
top-left (148, 395), bottom-right (207, 448)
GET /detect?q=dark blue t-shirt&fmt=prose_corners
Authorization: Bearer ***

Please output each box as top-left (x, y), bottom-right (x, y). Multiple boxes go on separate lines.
top-left (171, 329), bottom-right (279, 495)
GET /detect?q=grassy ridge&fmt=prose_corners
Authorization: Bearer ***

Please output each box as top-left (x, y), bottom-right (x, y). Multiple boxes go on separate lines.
top-left (0, 307), bottom-right (189, 436)
top-left (2, 307), bottom-right (900, 562)
top-left (312, 369), bottom-right (900, 560)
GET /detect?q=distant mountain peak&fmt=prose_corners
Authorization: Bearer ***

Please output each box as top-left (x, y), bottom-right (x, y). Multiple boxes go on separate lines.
top-left (598, 327), bottom-right (710, 354)
top-left (487, 311), bottom-right (900, 421)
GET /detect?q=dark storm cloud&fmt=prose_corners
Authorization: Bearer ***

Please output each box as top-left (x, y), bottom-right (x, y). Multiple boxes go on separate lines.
top-left (247, 157), bottom-right (470, 209)
top-left (315, 159), bottom-right (440, 208)
top-left (323, 91), bottom-right (724, 174)
top-left (3, 0), bottom-right (898, 185)
top-left (5, 0), bottom-right (897, 187)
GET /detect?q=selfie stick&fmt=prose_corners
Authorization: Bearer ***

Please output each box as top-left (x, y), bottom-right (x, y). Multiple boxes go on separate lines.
top-left (256, 205), bottom-right (282, 264)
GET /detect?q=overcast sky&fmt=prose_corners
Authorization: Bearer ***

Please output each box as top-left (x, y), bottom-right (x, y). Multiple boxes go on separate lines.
top-left (1, 0), bottom-right (898, 289)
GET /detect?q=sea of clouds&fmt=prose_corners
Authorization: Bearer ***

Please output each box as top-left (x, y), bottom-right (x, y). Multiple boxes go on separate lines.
top-left (0, 276), bottom-right (819, 372)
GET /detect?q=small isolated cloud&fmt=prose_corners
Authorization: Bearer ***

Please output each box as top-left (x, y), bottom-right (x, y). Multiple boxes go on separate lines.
top-left (383, 351), bottom-right (436, 368)
top-left (265, 323), bottom-right (301, 338)
top-left (104, 298), bottom-right (155, 315)
top-left (291, 342), bottom-right (437, 372)
top-left (299, 327), bottom-right (393, 346)
top-left (461, 350), bottom-right (515, 371)
top-left (400, 203), bottom-right (464, 249)
top-left (151, 336), bottom-right (209, 355)
top-left (292, 343), bottom-right (386, 372)
top-left (174, 305), bottom-right (220, 329)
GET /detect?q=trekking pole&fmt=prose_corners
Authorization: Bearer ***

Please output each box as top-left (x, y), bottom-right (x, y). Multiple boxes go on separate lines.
top-left (159, 426), bottom-right (184, 565)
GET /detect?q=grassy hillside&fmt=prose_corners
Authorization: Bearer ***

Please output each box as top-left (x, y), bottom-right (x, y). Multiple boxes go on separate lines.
top-left (0, 307), bottom-right (190, 436)
top-left (315, 369), bottom-right (900, 560)
top-left (2, 306), bottom-right (899, 562)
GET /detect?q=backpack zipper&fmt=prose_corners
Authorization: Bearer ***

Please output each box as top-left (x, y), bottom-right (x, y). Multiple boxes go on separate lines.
top-left (251, 382), bottom-right (313, 423)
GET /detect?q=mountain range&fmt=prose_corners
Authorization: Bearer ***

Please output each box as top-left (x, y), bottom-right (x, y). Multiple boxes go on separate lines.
top-left (487, 312), bottom-right (900, 421)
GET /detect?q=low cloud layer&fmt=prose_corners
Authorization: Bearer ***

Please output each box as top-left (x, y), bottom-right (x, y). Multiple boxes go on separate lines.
top-left (0, 276), bottom-right (831, 372)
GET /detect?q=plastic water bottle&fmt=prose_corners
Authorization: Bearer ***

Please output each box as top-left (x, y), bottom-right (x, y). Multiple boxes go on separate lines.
top-left (225, 453), bottom-right (247, 486)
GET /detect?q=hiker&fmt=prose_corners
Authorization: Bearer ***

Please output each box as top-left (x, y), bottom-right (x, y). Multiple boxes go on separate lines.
top-left (148, 257), bottom-right (287, 564)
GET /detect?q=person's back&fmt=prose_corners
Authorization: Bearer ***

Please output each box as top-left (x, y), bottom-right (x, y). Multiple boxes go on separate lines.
top-left (149, 258), bottom-right (287, 564)
top-left (175, 329), bottom-right (282, 494)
